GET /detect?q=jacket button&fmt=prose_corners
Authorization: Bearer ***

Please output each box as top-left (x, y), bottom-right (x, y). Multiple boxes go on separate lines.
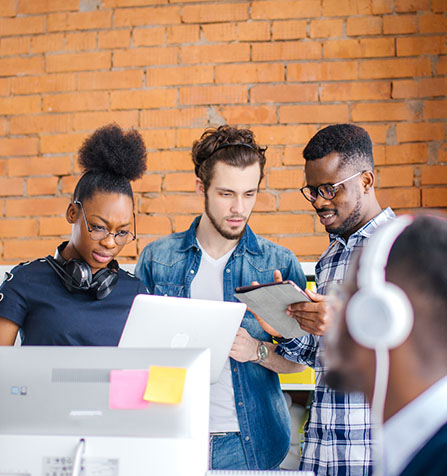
top-left (190, 269), bottom-right (195, 274)
top-left (238, 401), bottom-right (243, 406)
top-left (226, 268), bottom-right (230, 273)
top-left (245, 436), bottom-right (250, 441)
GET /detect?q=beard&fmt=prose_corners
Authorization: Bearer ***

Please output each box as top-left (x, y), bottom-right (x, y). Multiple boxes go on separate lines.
top-left (326, 193), bottom-right (362, 237)
top-left (204, 193), bottom-right (248, 241)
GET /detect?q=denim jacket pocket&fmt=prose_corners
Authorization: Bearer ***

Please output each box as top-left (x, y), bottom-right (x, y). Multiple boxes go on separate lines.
top-left (153, 283), bottom-right (186, 297)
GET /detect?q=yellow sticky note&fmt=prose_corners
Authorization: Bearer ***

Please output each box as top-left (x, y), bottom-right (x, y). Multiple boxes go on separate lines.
top-left (143, 366), bottom-right (187, 404)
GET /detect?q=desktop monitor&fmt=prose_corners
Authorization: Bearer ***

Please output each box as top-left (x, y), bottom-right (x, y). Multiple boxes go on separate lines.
top-left (0, 346), bottom-right (210, 476)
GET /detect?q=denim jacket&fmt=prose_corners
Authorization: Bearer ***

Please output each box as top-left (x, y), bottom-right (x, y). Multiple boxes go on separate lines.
top-left (135, 216), bottom-right (306, 470)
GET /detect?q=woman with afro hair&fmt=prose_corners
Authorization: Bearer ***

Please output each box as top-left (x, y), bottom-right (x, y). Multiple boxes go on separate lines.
top-left (0, 124), bottom-right (148, 346)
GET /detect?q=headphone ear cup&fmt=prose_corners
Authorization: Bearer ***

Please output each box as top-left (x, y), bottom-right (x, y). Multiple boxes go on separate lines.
top-left (90, 265), bottom-right (118, 300)
top-left (346, 283), bottom-right (414, 349)
top-left (63, 259), bottom-right (92, 291)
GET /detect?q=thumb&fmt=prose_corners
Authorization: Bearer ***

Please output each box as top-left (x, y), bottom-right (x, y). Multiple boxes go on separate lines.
top-left (305, 288), bottom-right (326, 302)
top-left (273, 269), bottom-right (283, 283)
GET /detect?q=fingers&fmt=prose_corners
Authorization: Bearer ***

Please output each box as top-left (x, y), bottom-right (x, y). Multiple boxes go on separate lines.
top-left (305, 288), bottom-right (326, 302)
top-left (273, 269), bottom-right (283, 283)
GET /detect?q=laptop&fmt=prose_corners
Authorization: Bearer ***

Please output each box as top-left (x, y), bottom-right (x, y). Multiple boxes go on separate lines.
top-left (0, 346), bottom-right (210, 476)
top-left (119, 294), bottom-right (247, 383)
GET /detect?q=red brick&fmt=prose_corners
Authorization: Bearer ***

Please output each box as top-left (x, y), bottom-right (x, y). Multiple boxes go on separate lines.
top-left (48, 11), bottom-right (112, 32)
top-left (136, 215), bottom-right (172, 235)
top-left (278, 235), bottom-right (328, 259)
top-left (383, 15), bottom-right (418, 34)
top-left (32, 33), bottom-right (64, 53)
top-left (423, 100), bottom-right (447, 119)
top-left (323, 0), bottom-right (371, 15)
top-left (141, 130), bottom-right (177, 151)
top-left (27, 177), bottom-right (59, 195)
top-left (321, 81), bottom-right (390, 101)
top-left (0, 96), bottom-right (40, 115)
top-left (73, 111), bottom-right (138, 131)
top-left (176, 128), bottom-right (206, 148)
top-left (252, 41), bottom-right (321, 61)
top-left (145, 150), bottom-right (191, 171)
top-left (379, 166), bottom-right (414, 187)
top-left (251, 84), bottom-right (318, 103)
top-left (395, 0), bottom-right (430, 12)
top-left (98, 30), bottom-right (131, 49)
top-left (0, 138), bottom-right (38, 157)
top-left (324, 38), bottom-right (395, 58)
top-left (39, 216), bottom-right (71, 236)
top-left (238, 21), bottom-right (271, 41)
top-left (182, 3), bottom-right (248, 23)
top-left (0, 118), bottom-right (6, 135)
top-left (60, 175), bottom-right (79, 193)
top-left (0, 56), bottom-right (44, 76)
top-left (12, 73), bottom-right (75, 95)
top-left (46, 52), bottom-right (111, 73)
top-left (8, 157), bottom-right (71, 177)
top-left (111, 89), bottom-right (176, 110)
top-left (271, 20), bottom-right (306, 40)
top-left (114, 47), bottom-right (178, 67)
top-left (132, 27), bottom-right (165, 47)
top-left (360, 58), bottom-right (431, 79)
top-left (65, 32), bottom-right (97, 51)
top-left (252, 1), bottom-right (320, 19)
top-left (148, 65), bottom-right (213, 86)
top-left (0, 78), bottom-right (9, 96)
top-left (376, 187), bottom-right (421, 209)
top-left (252, 125), bottom-right (317, 146)
top-left (392, 78), bottom-right (447, 99)
top-left (347, 16), bottom-right (382, 36)
top-left (396, 123), bottom-right (445, 142)
top-left (6, 198), bottom-right (68, 217)
top-left (283, 147), bottom-right (305, 166)
top-left (40, 133), bottom-right (87, 154)
top-left (253, 192), bottom-right (277, 212)
top-left (3, 239), bottom-right (61, 260)
top-left (164, 173), bottom-right (196, 192)
top-left (250, 213), bottom-right (313, 234)
top-left (0, 16), bottom-right (46, 37)
top-left (10, 114), bottom-right (72, 135)
top-left (132, 174), bottom-right (162, 194)
top-left (140, 195), bottom-right (202, 214)
top-left (114, 6), bottom-right (180, 27)
top-left (219, 105), bottom-right (277, 125)
top-left (383, 143), bottom-right (428, 165)
top-left (0, 0), bottom-right (15, 17)
top-left (352, 102), bottom-right (415, 122)
top-left (0, 37), bottom-right (30, 56)
top-left (77, 70), bottom-right (143, 91)
top-left (264, 148), bottom-right (283, 168)
top-left (0, 218), bottom-right (37, 238)
top-left (421, 188), bottom-right (447, 207)
top-left (141, 108), bottom-right (207, 128)
top-left (280, 104), bottom-right (349, 124)
top-left (279, 192), bottom-right (314, 212)
top-left (397, 36), bottom-right (446, 56)
top-left (216, 63), bottom-right (284, 84)
top-left (366, 125), bottom-right (390, 143)
top-left (182, 44), bottom-right (250, 64)
top-left (201, 23), bottom-right (237, 42)
top-left (420, 165), bottom-right (447, 185)
top-left (18, 0), bottom-right (77, 14)
top-left (0, 177), bottom-right (24, 196)
top-left (167, 25), bottom-right (200, 44)
top-left (268, 169), bottom-right (304, 189)
top-left (103, 0), bottom-right (168, 6)
top-left (288, 61), bottom-right (357, 81)
top-left (43, 92), bottom-right (108, 113)
top-left (437, 56), bottom-right (447, 75)
top-left (432, 0), bottom-right (447, 12)
top-left (437, 146), bottom-right (447, 163)
top-left (180, 85), bottom-right (247, 106)
top-left (310, 19), bottom-right (343, 38)
top-left (371, 0), bottom-right (393, 13)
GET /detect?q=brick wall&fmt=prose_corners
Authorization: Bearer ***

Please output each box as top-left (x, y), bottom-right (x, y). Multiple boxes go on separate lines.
top-left (0, 0), bottom-right (446, 264)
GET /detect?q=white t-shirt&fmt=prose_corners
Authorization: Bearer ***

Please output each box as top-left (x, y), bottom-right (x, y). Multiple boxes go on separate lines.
top-left (191, 241), bottom-right (240, 433)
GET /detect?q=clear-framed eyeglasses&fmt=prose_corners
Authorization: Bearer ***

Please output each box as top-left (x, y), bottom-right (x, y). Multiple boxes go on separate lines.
top-left (74, 200), bottom-right (136, 246)
top-left (300, 171), bottom-right (363, 203)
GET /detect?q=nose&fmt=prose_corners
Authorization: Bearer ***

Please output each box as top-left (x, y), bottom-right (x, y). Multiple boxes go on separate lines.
top-left (100, 232), bottom-right (117, 249)
top-left (313, 193), bottom-right (331, 209)
top-left (230, 195), bottom-right (244, 215)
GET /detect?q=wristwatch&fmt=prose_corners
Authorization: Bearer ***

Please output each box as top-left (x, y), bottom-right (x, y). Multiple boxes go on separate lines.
top-left (252, 341), bottom-right (269, 364)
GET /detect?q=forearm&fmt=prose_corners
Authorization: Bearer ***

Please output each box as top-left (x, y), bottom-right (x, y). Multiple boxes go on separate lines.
top-left (259, 342), bottom-right (307, 373)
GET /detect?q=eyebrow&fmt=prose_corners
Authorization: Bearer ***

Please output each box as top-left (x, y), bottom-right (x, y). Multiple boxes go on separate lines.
top-left (88, 213), bottom-right (132, 228)
top-left (215, 187), bottom-right (258, 193)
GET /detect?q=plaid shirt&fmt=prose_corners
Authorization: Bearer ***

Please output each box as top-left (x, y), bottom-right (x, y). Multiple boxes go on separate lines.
top-left (278, 207), bottom-right (395, 476)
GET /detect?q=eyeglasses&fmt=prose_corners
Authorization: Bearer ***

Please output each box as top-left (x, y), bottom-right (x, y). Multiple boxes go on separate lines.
top-left (74, 200), bottom-right (136, 246)
top-left (300, 171), bottom-right (363, 203)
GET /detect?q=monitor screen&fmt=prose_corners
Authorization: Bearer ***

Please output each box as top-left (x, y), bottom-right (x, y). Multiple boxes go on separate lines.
top-left (0, 346), bottom-right (210, 476)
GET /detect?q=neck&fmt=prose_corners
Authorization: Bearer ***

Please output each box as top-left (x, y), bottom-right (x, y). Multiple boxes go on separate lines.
top-left (196, 214), bottom-right (240, 259)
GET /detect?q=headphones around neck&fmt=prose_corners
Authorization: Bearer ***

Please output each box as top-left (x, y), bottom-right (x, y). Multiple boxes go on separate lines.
top-left (45, 241), bottom-right (119, 300)
top-left (346, 216), bottom-right (415, 349)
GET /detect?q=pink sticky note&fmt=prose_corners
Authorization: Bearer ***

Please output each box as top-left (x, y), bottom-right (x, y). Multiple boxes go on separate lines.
top-left (109, 369), bottom-right (150, 409)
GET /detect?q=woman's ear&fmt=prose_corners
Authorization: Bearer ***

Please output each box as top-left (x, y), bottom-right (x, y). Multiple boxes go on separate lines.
top-left (66, 202), bottom-right (78, 224)
top-left (362, 171), bottom-right (375, 193)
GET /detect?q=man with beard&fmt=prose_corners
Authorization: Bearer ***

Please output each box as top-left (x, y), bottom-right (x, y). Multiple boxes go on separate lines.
top-left (272, 124), bottom-right (395, 475)
top-left (135, 125), bottom-right (307, 471)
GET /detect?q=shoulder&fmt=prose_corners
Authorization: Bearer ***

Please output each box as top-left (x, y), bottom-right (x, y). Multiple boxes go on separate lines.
top-left (138, 230), bottom-right (192, 266)
top-left (2, 258), bottom-right (49, 282)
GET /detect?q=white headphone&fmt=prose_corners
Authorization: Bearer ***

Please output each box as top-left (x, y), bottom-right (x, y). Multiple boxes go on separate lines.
top-left (346, 216), bottom-right (415, 349)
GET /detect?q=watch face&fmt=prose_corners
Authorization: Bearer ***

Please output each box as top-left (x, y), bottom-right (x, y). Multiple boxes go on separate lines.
top-left (259, 343), bottom-right (268, 360)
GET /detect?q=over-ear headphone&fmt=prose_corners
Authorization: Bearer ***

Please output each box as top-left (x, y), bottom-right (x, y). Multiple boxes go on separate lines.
top-left (45, 241), bottom-right (119, 300)
top-left (346, 216), bottom-right (415, 349)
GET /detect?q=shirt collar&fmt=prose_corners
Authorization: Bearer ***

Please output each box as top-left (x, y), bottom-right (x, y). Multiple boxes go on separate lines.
top-left (329, 207), bottom-right (396, 248)
top-left (179, 215), bottom-right (262, 256)
top-left (383, 376), bottom-right (447, 476)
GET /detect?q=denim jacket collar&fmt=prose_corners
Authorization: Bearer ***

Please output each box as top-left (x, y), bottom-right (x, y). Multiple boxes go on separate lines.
top-left (180, 215), bottom-right (263, 257)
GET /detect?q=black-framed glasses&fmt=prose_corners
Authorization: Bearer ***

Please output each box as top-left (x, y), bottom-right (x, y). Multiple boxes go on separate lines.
top-left (300, 171), bottom-right (363, 203)
top-left (74, 200), bottom-right (136, 246)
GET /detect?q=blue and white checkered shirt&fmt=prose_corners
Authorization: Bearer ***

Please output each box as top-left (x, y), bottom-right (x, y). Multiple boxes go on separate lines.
top-left (278, 207), bottom-right (395, 476)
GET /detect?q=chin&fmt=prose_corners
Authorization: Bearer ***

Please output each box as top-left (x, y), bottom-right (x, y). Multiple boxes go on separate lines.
top-left (324, 369), bottom-right (364, 394)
